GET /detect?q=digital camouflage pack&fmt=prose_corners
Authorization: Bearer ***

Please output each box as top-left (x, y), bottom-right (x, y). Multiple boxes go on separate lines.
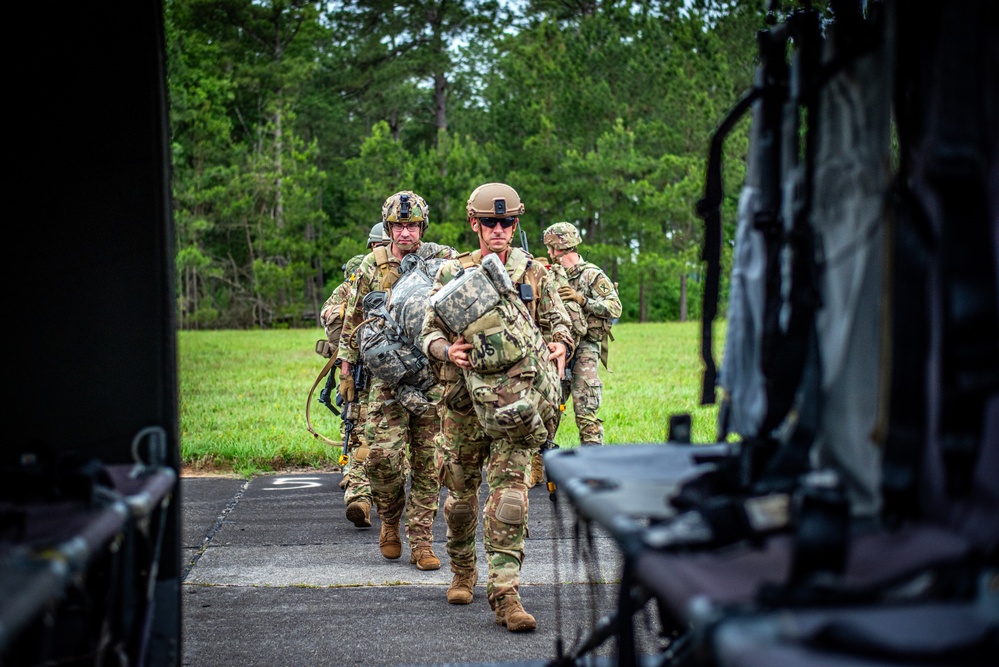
top-left (431, 253), bottom-right (561, 445)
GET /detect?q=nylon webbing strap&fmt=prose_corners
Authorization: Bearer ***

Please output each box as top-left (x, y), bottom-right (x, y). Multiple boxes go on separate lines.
top-left (696, 87), bottom-right (760, 406)
top-left (754, 22), bottom-right (791, 429)
top-left (759, 7), bottom-right (821, 436)
top-left (305, 355), bottom-right (341, 448)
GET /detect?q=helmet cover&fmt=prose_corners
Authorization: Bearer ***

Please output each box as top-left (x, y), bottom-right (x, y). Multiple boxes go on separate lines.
top-left (382, 191), bottom-right (430, 231)
top-left (543, 221), bottom-right (582, 250)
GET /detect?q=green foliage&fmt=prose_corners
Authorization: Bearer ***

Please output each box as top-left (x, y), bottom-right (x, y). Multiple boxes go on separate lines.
top-left (166, 0), bottom-right (766, 329)
top-left (179, 322), bottom-right (727, 473)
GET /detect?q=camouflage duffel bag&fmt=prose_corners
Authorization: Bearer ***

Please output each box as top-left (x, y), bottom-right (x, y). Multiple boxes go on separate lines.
top-left (432, 253), bottom-right (537, 374)
top-left (357, 290), bottom-right (431, 388)
top-left (357, 254), bottom-right (446, 391)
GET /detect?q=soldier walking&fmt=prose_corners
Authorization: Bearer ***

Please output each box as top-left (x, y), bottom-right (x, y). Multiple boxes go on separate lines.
top-left (420, 183), bottom-right (575, 631)
top-left (527, 251), bottom-right (587, 487)
top-left (543, 222), bottom-right (622, 446)
top-left (319, 253), bottom-right (374, 522)
top-left (336, 192), bottom-right (458, 569)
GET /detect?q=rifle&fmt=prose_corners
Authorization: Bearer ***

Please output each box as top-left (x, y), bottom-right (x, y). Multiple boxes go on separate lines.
top-left (519, 227), bottom-right (529, 254)
top-left (335, 359), bottom-right (370, 466)
top-left (559, 353), bottom-right (577, 408)
top-left (318, 366), bottom-right (338, 415)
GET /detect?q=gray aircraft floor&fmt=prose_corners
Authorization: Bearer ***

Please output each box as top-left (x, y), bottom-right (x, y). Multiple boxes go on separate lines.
top-left (180, 472), bottom-right (664, 667)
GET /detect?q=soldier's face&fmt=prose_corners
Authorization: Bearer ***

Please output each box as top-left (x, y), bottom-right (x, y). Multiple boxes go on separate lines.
top-left (390, 222), bottom-right (421, 253)
top-left (474, 217), bottom-right (516, 254)
top-left (548, 245), bottom-right (569, 264)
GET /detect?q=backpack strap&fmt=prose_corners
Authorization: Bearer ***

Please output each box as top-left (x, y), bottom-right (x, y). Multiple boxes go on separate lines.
top-left (697, 84), bottom-right (764, 406)
top-left (457, 251), bottom-right (479, 271)
top-left (508, 248), bottom-right (540, 321)
top-left (373, 245), bottom-right (401, 290)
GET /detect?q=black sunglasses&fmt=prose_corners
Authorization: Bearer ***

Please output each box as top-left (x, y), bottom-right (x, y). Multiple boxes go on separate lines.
top-left (478, 217), bottom-right (517, 229)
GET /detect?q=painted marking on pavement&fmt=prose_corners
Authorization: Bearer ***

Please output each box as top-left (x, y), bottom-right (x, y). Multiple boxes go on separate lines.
top-left (263, 477), bottom-right (322, 490)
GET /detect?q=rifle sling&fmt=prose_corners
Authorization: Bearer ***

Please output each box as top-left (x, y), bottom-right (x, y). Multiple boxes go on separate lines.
top-left (306, 355), bottom-right (341, 448)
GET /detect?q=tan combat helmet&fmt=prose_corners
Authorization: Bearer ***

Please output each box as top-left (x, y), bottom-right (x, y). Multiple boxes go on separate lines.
top-left (466, 182), bottom-right (525, 219)
top-left (367, 223), bottom-right (390, 249)
top-left (543, 221), bottom-right (582, 250)
top-left (382, 191), bottom-right (430, 232)
top-left (342, 254), bottom-right (365, 280)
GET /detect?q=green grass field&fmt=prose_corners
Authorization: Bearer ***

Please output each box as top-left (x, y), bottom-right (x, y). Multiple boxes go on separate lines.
top-left (179, 322), bottom-right (726, 476)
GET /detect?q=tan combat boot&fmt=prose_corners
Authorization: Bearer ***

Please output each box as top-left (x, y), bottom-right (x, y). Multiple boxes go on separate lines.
top-left (494, 597), bottom-right (537, 632)
top-left (379, 521), bottom-right (402, 559)
top-left (529, 452), bottom-right (544, 489)
top-left (446, 568), bottom-right (477, 605)
top-left (345, 500), bottom-right (371, 528)
top-left (410, 545), bottom-right (441, 571)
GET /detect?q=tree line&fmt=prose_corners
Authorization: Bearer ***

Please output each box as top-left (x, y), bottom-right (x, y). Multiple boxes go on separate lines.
top-left (166, 0), bottom-right (766, 330)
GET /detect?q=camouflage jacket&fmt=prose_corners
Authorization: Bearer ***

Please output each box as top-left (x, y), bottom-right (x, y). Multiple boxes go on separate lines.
top-left (539, 259), bottom-right (587, 344)
top-left (320, 279), bottom-right (353, 347)
top-left (420, 247), bottom-right (576, 360)
top-left (566, 258), bottom-right (622, 341)
top-left (338, 241), bottom-right (458, 366)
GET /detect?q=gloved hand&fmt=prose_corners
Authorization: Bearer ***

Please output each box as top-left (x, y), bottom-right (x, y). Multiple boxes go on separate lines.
top-left (339, 364), bottom-right (355, 402)
top-left (558, 285), bottom-right (586, 306)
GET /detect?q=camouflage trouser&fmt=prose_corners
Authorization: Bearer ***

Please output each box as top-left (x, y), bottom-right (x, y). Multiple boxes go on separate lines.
top-left (569, 339), bottom-right (604, 444)
top-left (342, 400), bottom-right (372, 506)
top-left (364, 377), bottom-right (442, 548)
top-left (438, 402), bottom-right (536, 609)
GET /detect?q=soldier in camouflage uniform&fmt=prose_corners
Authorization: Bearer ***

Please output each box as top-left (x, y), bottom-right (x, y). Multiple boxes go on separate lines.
top-left (526, 253), bottom-right (587, 487)
top-left (420, 183), bottom-right (575, 632)
top-left (543, 221), bottom-right (622, 446)
top-left (337, 191), bottom-right (458, 570)
top-left (322, 226), bottom-right (391, 503)
top-left (366, 221), bottom-right (391, 250)
top-left (319, 253), bottom-right (375, 522)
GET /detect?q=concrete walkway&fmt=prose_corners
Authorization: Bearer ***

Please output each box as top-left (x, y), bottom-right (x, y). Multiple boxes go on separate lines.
top-left (180, 472), bottom-right (650, 667)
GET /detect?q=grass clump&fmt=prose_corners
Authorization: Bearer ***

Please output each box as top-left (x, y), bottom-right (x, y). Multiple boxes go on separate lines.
top-left (179, 322), bottom-right (726, 474)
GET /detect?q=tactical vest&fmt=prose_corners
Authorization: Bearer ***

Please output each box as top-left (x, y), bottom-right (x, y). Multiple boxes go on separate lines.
top-left (457, 248), bottom-right (542, 320)
top-left (569, 261), bottom-right (616, 343)
top-left (372, 244), bottom-right (401, 290)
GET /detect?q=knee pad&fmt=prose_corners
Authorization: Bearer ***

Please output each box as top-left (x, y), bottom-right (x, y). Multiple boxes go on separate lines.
top-left (444, 494), bottom-right (476, 524)
top-left (493, 488), bottom-right (526, 525)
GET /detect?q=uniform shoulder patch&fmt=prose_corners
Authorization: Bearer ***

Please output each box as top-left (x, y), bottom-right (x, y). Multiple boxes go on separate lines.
top-left (593, 275), bottom-right (614, 296)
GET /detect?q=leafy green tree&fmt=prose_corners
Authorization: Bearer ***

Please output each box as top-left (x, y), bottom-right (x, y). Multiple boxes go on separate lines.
top-left (165, 0), bottom-right (764, 327)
